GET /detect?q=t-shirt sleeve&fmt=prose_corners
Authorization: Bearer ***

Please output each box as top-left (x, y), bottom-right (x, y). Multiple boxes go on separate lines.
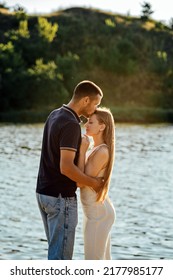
top-left (60, 122), bottom-right (81, 151)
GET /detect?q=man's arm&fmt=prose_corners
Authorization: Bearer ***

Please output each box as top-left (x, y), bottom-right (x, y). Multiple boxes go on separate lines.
top-left (60, 149), bottom-right (102, 189)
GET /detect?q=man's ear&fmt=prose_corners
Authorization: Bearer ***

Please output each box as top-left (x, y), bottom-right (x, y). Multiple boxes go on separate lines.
top-left (83, 96), bottom-right (90, 105)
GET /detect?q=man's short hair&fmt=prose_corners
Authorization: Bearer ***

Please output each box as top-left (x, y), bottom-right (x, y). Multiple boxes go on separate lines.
top-left (73, 80), bottom-right (103, 100)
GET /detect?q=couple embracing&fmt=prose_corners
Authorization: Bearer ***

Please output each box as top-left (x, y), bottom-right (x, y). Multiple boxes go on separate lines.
top-left (36, 80), bottom-right (116, 260)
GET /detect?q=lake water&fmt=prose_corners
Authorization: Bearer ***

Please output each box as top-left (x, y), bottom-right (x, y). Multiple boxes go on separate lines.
top-left (0, 123), bottom-right (173, 260)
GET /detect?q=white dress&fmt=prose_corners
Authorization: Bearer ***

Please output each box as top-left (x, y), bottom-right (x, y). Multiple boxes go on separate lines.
top-left (80, 144), bottom-right (116, 260)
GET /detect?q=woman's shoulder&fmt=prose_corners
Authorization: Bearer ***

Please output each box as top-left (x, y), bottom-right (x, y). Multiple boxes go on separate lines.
top-left (92, 144), bottom-right (109, 155)
top-left (88, 144), bottom-right (109, 164)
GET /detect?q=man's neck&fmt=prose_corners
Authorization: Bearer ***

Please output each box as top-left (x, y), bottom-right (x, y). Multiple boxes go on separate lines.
top-left (66, 101), bottom-right (80, 116)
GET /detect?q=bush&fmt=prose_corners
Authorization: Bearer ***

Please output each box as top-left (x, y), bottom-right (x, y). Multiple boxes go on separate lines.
top-left (150, 50), bottom-right (168, 74)
top-left (27, 58), bottom-right (68, 108)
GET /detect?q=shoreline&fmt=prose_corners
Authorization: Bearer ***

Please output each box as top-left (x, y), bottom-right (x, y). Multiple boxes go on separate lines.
top-left (0, 107), bottom-right (173, 124)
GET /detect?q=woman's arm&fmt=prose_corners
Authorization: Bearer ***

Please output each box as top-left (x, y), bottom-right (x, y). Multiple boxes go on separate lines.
top-left (80, 145), bottom-right (109, 192)
top-left (77, 135), bottom-right (90, 187)
top-left (85, 146), bottom-right (109, 179)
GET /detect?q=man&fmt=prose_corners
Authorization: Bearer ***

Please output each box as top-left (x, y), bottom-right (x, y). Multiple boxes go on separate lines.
top-left (36, 80), bottom-right (103, 260)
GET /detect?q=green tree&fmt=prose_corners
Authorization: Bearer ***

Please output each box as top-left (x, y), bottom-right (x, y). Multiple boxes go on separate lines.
top-left (169, 18), bottom-right (173, 29)
top-left (0, 41), bottom-right (28, 111)
top-left (151, 51), bottom-right (168, 74)
top-left (24, 17), bottom-right (59, 64)
top-left (4, 19), bottom-right (31, 68)
top-left (18, 20), bottom-right (30, 38)
top-left (0, 1), bottom-right (8, 9)
top-left (56, 52), bottom-right (80, 92)
top-left (5, 19), bottom-right (30, 40)
top-left (37, 17), bottom-right (58, 43)
top-left (13, 4), bottom-right (28, 20)
top-left (27, 59), bottom-right (68, 108)
top-left (105, 18), bottom-right (116, 28)
top-left (140, 2), bottom-right (154, 21)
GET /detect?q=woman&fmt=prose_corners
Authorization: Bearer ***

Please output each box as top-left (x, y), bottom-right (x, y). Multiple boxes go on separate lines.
top-left (78, 107), bottom-right (116, 260)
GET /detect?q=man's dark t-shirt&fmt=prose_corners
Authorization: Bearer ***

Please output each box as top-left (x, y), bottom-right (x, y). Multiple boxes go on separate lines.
top-left (36, 105), bottom-right (81, 198)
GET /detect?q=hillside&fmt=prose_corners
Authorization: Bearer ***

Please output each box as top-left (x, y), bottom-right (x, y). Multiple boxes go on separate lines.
top-left (0, 6), bottom-right (173, 122)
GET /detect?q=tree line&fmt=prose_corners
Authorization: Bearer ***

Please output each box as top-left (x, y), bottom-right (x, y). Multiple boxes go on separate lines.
top-left (0, 2), bottom-right (173, 122)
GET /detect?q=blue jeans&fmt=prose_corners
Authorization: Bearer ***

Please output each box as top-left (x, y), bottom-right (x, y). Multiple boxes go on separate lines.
top-left (36, 193), bottom-right (78, 260)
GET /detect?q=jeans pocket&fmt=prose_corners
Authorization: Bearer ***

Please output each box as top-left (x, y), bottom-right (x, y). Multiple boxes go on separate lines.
top-left (40, 195), bottom-right (61, 214)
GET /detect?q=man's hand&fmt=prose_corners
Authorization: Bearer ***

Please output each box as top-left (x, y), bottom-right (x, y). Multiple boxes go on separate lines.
top-left (92, 177), bottom-right (105, 193)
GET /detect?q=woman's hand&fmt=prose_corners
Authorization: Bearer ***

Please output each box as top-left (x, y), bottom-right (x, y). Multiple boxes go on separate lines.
top-left (80, 134), bottom-right (90, 153)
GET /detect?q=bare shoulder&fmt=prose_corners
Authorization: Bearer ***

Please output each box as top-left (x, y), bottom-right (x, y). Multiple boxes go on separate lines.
top-left (85, 145), bottom-right (109, 177)
top-left (96, 145), bottom-right (109, 157)
top-left (88, 145), bottom-right (109, 166)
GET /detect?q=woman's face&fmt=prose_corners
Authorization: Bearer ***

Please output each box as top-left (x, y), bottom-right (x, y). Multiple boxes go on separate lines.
top-left (85, 114), bottom-right (102, 136)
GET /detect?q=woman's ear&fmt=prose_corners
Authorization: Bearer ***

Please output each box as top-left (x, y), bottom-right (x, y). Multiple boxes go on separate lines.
top-left (100, 123), bottom-right (106, 132)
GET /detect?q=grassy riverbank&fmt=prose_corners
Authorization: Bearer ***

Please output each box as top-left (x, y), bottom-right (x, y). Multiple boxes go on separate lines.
top-left (1, 107), bottom-right (173, 124)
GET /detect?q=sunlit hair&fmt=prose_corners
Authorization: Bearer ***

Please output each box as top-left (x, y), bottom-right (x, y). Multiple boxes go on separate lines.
top-left (94, 107), bottom-right (115, 202)
top-left (73, 80), bottom-right (103, 101)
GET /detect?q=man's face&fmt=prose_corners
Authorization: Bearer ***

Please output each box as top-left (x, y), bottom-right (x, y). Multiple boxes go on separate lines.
top-left (81, 94), bottom-right (102, 118)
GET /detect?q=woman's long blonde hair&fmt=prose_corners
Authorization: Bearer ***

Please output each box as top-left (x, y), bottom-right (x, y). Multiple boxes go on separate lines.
top-left (94, 107), bottom-right (115, 201)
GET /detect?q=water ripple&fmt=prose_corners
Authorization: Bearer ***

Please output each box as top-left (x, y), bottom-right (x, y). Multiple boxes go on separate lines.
top-left (0, 123), bottom-right (173, 259)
